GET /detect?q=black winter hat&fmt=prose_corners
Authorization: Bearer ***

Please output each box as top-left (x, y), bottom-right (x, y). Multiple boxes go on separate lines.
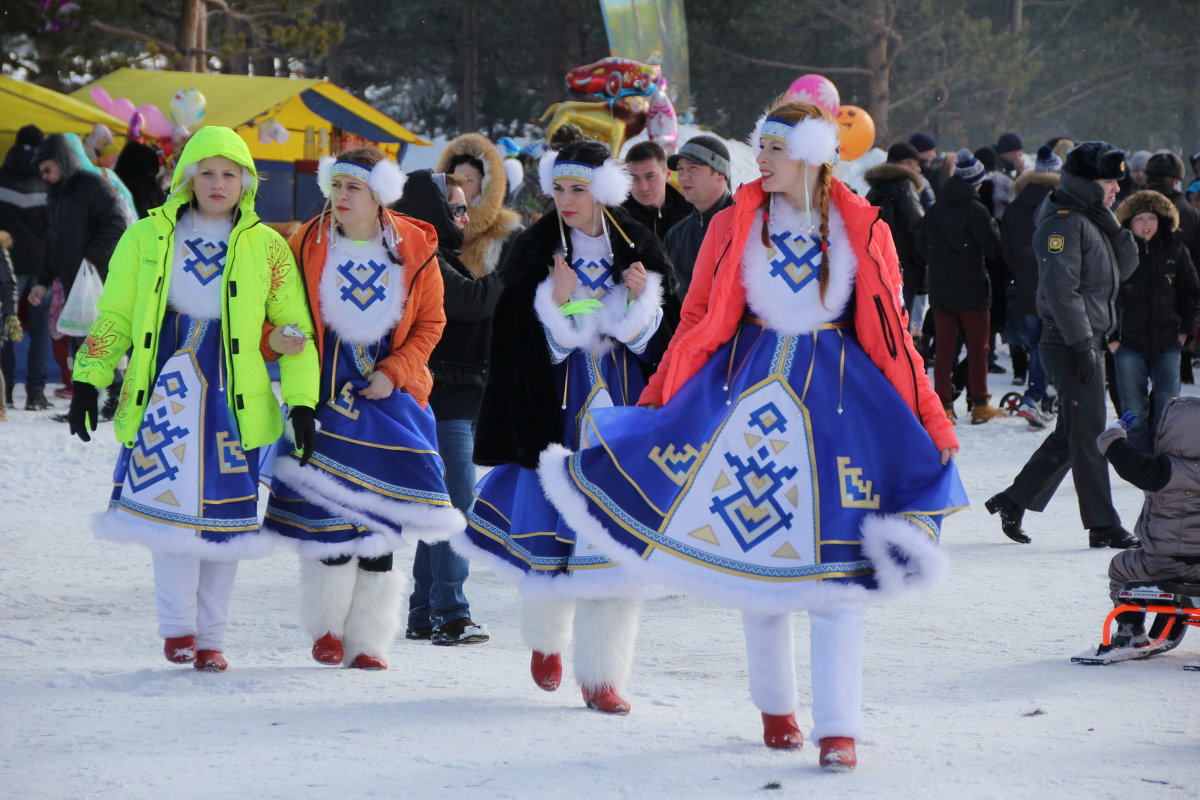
top-left (1145, 152), bottom-right (1185, 181)
top-left (886, 142), bottom-right (920, 164)
top-left (995, 131), bottom-right (1023, 154)
top-left (909, 132), bottom-right (936, 152)
top-left (974, 145), bottom-right (998, 173)
top-left (15, 125), bottom-right (44, 150)
top-left (1063, 141), bottom-right (1126, 181)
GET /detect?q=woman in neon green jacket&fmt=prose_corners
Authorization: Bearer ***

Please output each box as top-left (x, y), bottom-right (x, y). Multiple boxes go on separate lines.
top-left (69, 126), bottom-right (320, 672)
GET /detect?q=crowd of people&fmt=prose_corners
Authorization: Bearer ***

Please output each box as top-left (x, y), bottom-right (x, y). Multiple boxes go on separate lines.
top-left (4, 98), bottom-right (1200, 774)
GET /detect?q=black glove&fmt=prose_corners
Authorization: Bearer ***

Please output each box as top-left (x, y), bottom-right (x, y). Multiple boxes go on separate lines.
top-left (288, 406), bottom-right (316, 467)
top-left (1086, 203), bottom-right (1122, 237)
top-left (1072, 340), bottom-right (1097, 384)
top-left (68, 382), bottom-right (100, 442)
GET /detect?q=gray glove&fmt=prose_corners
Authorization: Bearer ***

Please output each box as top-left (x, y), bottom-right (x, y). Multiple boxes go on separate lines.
top-left (1096, 419), bottom-right (1128, 455)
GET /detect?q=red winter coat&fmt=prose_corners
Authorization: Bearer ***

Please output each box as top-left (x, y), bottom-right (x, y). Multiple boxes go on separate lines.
top-left (640, 177), bottom-right (958, 452)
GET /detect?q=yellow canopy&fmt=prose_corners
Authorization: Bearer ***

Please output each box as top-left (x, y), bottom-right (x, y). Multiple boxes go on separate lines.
top-left (70, 69), bottom-right (429, 163)
top-left (0, 75), bottom-right (128, 160)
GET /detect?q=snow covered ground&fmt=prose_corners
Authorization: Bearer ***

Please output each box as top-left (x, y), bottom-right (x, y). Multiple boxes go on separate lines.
top-left (3, 359), bottom-right (1199, 800)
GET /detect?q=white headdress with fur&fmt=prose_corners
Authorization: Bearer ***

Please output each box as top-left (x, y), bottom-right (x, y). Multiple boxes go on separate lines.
top-left (750, 112), bottom-right (840, 166)
top-left (317, 155), bottom-right (407, 206)
top-left (538, 149), bottom-right (632, 207)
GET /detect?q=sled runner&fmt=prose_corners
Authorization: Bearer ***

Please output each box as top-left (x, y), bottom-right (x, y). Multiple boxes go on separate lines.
top-left (1072, 582), bottom-right (1200, 667)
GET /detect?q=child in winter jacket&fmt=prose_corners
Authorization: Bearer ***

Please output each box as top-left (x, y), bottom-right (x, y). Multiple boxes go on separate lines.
top-left (1096, 396), bottom-right (1200, 645)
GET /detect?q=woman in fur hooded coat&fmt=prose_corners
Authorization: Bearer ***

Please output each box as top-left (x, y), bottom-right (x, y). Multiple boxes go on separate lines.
top-left (538, 100), bottom-right (967, 770)
top-left (455, 140), bottom-right (679, 716)
top-left (263, 147), bottom-right (464, 671)
top-left (436, 133), bottom-right (524, 278)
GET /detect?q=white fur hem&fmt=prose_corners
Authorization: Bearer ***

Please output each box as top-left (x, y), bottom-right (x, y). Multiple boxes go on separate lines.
top-left (539, 447), bottom-right (949, 614)
top-left (261, 522), bottom-right (407, 561)
top-left (272, 457), bottom-right (462, 544)
top-left (597, 270), bottom-right (663, 344)
top-left (94, 509), bottom-right (273, 562)
top-left (741, 201), bottom-right (854, 335)
top-left (534, 277), bottom-right (602, 352)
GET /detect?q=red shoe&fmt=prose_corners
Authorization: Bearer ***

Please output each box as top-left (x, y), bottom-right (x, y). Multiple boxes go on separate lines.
top-left (818, 737), bottom-right (857, 772)
top-left (761, 712), bottom-right (803, 750)
top-left (581, 684), bottom-right (631, 714)
top-left (530, 650), bottom-right (562, 692)
top-left (349, 653), bottom-right (387, 670)
top-left (312, 632), bottom-right (343, 665)
top-left (53, 386), bottom-right (73, 400)
top-left (163, 635), bottom-right (196, 664)
top-left (194, 650), bottom-right (227, 672)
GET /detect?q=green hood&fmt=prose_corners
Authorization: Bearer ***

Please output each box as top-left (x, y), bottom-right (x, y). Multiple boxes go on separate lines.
top-left (167, 126), bottom-right (258, 218)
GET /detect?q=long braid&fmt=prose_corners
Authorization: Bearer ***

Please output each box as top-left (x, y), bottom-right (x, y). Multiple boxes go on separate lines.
top-left (817, 162), bottom-right (833, 304)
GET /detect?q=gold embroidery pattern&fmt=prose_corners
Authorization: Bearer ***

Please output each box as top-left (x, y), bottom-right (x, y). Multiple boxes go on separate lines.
top-left (648, 443), bottom-right (702, 486)
top-left (837, 456), bottom-right (880, 509)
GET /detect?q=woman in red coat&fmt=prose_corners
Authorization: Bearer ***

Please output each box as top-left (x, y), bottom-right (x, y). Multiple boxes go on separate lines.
top-left (540, 99), bottom-right (966, 771)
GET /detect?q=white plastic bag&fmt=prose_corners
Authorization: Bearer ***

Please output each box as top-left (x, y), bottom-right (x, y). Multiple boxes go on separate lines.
top-left (56, 261), bottom-right (104, 337)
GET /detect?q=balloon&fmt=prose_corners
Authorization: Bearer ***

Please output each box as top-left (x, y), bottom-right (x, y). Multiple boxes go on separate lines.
top-left (169, 88), bottom-right (207, 131)
top-left (256, 119), bottom-right (290, 144)
top-left (89, 87), bottom-right (113, 110)
top-left (136, 104), bottom-right (175, 138)
top-left (111, 98), bottom-right (136, 126)
top-left (836, 105), bottom-right (875, 162)
top-left (129, 112), bottom-right (145, 141)
top-left (785, 74), bottom-right (840, 116)
top-left (646, 79), bottom-right (678, 155)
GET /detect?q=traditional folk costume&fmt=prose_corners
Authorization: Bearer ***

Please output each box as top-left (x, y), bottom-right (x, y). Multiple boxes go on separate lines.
top-left (539, 114), bottom-right (967, 757)
top-left (73, 127), bottom-right (319, 667)
top-left (454, 145), bottom-right (679, 710)
top-left (263, 156), bottom-right (461, 669)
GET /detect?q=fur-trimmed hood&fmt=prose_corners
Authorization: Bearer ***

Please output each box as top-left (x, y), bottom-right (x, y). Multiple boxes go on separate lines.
top-left (436, 133), bottom-right (523, 277)
top-left (864, 161), bottom-right (922, 190)
top-left (1012, 170), bottom-right (1060, 199)
top-left (1116, 189), bottom-right (1180, 232)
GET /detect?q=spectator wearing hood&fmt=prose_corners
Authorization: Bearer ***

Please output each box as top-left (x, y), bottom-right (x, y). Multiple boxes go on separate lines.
top-left (987, 142), bottom-right (1140, 548)
top-left (392, 169), bottom-right (500, 646)
top-left (114, 141), bottom-right (166, 220)
top-left (0, 125), bottom-right (51, 410)
top-left (1109, 190), bottom-right (1200, 453)
top-left (436, 133), bottom-right (524, 279)
top-left (1001, 146), bottom-right (1062, 428)
top-left (865, 142), bottom-right (928, 333)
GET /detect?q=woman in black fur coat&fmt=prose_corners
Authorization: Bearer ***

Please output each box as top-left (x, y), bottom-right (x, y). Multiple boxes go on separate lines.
top-left (453, 140), bottom-right (679, 715)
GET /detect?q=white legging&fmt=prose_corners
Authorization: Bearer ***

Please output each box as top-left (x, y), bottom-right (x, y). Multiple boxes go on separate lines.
top-left (152, 552), bottom-right (238, 651)
top-left (742, 604), bottom-right (865, 741)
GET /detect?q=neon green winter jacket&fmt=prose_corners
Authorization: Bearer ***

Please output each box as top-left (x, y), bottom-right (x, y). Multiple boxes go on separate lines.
top-left (73, 126), bottom-right (319, 450)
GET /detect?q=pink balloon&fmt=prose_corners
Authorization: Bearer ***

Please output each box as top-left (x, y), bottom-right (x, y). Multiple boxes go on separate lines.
top-left (135, 104), bottom-right (175, 138)
top-left (785, 74), bottom-right (840, 116)
top-left (89, 86), bottom-right (113, 111)
top-left (111, 98), bottom-right (136, 125)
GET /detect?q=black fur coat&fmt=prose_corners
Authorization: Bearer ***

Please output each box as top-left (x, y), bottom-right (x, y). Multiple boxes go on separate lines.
top-left (474, 205), bottom-right (679, 468)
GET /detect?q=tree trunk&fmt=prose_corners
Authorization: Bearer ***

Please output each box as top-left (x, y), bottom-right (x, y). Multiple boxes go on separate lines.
top-left (458, 4), bottom-right (477, 133)
top-left (324, 0), bottom-right (343, 84)
top-left (1009, 0), bottom-right (1023, 33)
top-left (863, 1), bottom-right (891, 142)
top-left (176, 0), bottom-right (206, 72)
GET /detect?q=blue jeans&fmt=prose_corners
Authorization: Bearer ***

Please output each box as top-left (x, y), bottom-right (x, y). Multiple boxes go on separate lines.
top-left (408, 418), bottom-right (474, 629)
top-left (1005, 312), bottom-right (1046, 403)
top-left (1, 275), bottom-right (51, 393)
top-left (1112, 342), bottom-right (1182, 453)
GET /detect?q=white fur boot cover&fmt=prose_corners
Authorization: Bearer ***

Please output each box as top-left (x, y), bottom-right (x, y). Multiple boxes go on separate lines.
top-left (573, 598), bottom-right (641, 691)
top-left (299, 557), bottom-right (358, 640)
top-left (342, 568), bottom-right (404, 662)
top-left (520, 595), bottom-right (575, 655)
top-left (742, 610), bottom-right (799, 715)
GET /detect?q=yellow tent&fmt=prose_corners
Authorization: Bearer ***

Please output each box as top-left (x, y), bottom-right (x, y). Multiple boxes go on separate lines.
top-left (0, 75), bottom-right (128, 160)
top-left (70, 69), bottom-right (429, 163)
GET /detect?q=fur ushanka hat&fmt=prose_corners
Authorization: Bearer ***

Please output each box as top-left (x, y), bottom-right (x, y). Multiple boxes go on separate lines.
top-left (1063, 141), bottom-right (1127, 181)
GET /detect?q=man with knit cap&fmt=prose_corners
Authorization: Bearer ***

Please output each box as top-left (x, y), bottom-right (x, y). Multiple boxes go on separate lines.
top-left (996, 131), bottom-right (1026, 177)
top-left (987, 142), bottom-right (1140, 549)
top-left (909, 131), bottom-right (941, 199)
top-left (664, 135), bottom-right (734, 296)
top-left (1144, 152), bottom-right (1200, 266)
top-left (924, 148), bottom-right (1003, 424)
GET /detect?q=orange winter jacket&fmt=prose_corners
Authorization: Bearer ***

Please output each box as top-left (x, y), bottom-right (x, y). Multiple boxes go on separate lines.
top-left (285, 210), bottom-right (445, 407)
top-left (640, 177), bottom-right (958, 453)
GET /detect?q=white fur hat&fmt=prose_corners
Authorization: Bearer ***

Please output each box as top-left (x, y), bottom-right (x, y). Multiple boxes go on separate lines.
top-left (317, 154), bottom-right (407, 206)
top-left (538, 148), bottom-right (632, 207)
top-left (750, 112), bottom-right (840, 167)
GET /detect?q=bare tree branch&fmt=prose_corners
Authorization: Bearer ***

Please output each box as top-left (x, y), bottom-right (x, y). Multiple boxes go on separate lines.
top-left (89, 19), bottom-right (178, 54)
top-left (691, 38), bottom-right (871, 76)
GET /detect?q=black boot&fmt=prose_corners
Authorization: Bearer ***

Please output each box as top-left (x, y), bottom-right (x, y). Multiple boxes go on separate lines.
top-left (25, 387), bottom-right (53, 411)
top-left (985, 492), bottom-right (1030, 543)
top-left (1088, 526), bottom-right (1140, 549)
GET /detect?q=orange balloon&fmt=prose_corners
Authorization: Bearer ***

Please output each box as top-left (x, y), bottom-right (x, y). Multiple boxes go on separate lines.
top-left (836, 105), bottom-right (876, 162)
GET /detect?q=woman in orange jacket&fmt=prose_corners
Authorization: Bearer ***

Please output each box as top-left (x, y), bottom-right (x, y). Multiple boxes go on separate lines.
top-left (263, 147), bottom-right (463, 671)
top-left (540, 99), bottom-right (967, 770)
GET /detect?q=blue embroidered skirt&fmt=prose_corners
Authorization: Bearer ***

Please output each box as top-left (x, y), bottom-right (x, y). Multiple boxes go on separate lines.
top-left (97, 311), bottom-right (268, 561)
top-left (539, 319), bottom-right (969, 612)
top-left (264, 336), bottom-right (462, 560)
top-left (460, 346), bottom-right (659, 599)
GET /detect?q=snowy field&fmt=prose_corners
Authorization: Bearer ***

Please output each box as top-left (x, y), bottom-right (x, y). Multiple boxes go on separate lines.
top-left (2, 359), bottom-right (1199, 800)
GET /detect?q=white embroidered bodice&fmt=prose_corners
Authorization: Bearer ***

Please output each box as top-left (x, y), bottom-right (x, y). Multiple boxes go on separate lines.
top-left (168, 211), bottom-right (232, 320)
top-left (318, 235), bottom-right (406, 344)
top-left (568, 228), bottom-right (617, 300)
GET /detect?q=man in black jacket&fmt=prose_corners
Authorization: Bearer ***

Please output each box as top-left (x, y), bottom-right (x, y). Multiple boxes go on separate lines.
top-left (866, 142), bottom-right (928, 332)
top-left (1143, 152), bottom-right (1200, 266)
top-left (0, 125), bottom-right (51, 410)
top-left (620, 141), bottom-right (692, 242)
top-left (664, 135), bottom-right (734, 298)
top-left (987, 142), bottom-right (1140, 548)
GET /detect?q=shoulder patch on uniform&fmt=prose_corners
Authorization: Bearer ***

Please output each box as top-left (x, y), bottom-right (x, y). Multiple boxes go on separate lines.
top-left (1047, 235), bottom-right (1065, 253)
top-left (1056, 209), bottom-right (1071, 215)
